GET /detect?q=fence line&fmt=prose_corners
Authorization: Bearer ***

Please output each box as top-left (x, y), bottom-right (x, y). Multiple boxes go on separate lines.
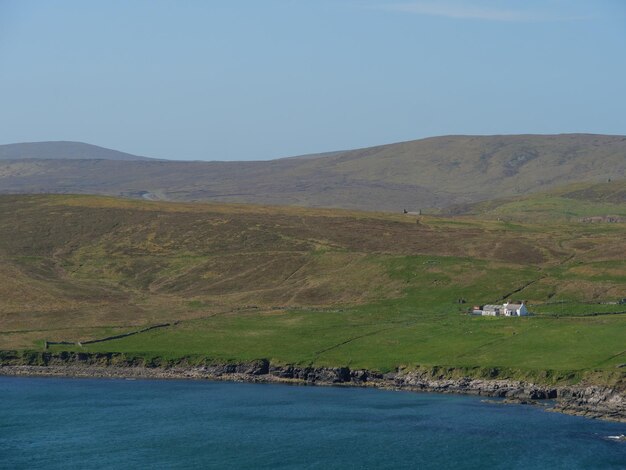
top-left (44, 323), bottom-right (173, 350)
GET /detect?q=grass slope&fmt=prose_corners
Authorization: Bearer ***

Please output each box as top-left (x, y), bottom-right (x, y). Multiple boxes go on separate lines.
top-left (447, 180), bottom-right (626, 222)
top-left (1, 134), bottom-right (624, 211)
top-left (1, 194), bottom-right (624, 386)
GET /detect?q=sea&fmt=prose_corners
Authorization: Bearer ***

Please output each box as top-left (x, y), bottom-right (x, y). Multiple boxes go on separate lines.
top-left (0, 376), bottom-right (624, 469)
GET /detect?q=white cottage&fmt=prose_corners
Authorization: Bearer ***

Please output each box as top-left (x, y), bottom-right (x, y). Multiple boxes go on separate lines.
top-left (503, 302), bottom-right (528, 316)
top-left (473, 302), bottom-right (529, 317)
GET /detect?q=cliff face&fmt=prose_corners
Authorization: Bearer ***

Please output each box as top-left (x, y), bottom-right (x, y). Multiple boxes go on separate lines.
top-left (1, 351), bottom-right (624, 423)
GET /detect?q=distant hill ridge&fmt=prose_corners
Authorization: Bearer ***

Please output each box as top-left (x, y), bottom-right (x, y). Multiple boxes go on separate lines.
top-left (0, 134), bottom-right (624, 211)
top-left (0, 141), bottom-right (154, 161)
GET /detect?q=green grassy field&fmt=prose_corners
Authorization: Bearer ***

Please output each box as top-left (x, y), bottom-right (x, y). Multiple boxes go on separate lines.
top-left (61, 283), bottom-right (626, 373)
top-left (1, 194), bottom-right (625, 386)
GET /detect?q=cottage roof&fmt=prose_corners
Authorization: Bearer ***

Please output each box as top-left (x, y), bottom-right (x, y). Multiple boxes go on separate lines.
top-left (505, 304), bottom-right (522, 310)
top-left (482, 305), bottom-right (501, 310)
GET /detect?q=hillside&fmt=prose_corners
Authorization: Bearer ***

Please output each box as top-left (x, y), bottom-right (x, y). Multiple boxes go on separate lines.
top-left (445, 180), bottom-right (626, 222)
top-left (0, 141), bottom-right (153, 161)
top-left (1, 195), bottom-right (624, 385)
top-left (0, 134), bottom-right (624, 211)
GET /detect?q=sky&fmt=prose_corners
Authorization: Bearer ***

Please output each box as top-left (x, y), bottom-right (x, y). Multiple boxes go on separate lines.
top-left (1, 0), bottom-right (625, 161)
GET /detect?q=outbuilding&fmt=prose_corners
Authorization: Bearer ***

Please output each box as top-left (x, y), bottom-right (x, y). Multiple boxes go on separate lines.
top-left (481, 305), bottom-right (502, 316)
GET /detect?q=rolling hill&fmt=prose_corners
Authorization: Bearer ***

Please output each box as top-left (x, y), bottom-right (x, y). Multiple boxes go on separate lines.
top-left (1, 134), bottom-right (624, 211)
top-left (1, 194), bottom-right (624, 385)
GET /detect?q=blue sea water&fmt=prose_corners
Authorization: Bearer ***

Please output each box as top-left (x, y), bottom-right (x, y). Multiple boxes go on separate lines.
top-left (0, 377), bottom-right (624, 469)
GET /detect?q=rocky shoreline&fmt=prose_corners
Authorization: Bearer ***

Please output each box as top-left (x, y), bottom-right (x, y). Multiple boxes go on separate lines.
top-left (1, 352), bottom-right (624, 423)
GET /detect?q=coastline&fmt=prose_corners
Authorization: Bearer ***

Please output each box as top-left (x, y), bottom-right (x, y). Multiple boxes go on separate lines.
top-left (1, 352), bottom-right (624, 423)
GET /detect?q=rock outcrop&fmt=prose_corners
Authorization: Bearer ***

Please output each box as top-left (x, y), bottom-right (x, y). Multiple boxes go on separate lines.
top-left (0, 351), bottom-right (623, 422)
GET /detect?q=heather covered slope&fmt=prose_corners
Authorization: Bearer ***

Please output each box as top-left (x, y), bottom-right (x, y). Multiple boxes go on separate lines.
top-left (1, 134), bottom-right (624, 211)
top-left (1, 195), bottom-right (624, 384)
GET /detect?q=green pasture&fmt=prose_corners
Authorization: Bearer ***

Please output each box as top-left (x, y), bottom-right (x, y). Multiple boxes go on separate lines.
top-left (51, 255), bottom-right (626, 379)
top-left (54, 300), bottom-right (626, 378)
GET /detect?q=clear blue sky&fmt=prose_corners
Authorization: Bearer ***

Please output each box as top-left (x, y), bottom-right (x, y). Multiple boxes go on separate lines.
top-left (1, 0), bottom-right (625, 160)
